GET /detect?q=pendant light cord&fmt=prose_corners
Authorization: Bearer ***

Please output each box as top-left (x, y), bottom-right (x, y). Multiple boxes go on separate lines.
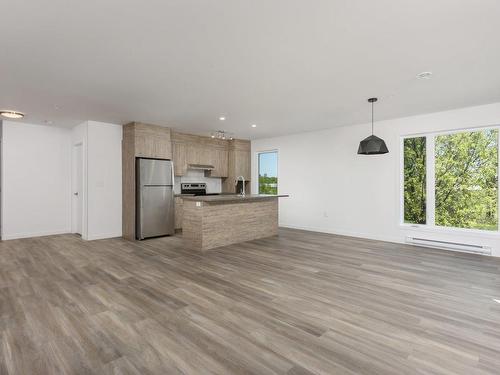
top-left (371, 100), bottom-right (374, 135)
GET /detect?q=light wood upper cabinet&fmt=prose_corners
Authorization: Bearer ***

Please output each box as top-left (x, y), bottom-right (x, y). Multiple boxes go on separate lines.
top-left (234, 149), bottom-right (250, 180)
top-left (186, 142), bottom-right (210, 165)
top-left (172, 141), bottom-right (187, 176)
top-left (171, 131), bottom-right (229, 177)
top-left (209, 147), bottom-right (229, 177)
top-left (222, 139), bottom-right (251, 193)
top-left (129, 122), bottom-right (172, 159)
top-left (230, 140), bottom-right (251, 180)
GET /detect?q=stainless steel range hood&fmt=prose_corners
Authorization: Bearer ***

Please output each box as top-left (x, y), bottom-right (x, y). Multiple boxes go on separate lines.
top-left (187, 163), bottom-right (215, 171)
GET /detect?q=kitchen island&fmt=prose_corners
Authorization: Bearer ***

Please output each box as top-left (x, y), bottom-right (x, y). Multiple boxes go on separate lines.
top-left (182, 194), bottom-right (288, 251)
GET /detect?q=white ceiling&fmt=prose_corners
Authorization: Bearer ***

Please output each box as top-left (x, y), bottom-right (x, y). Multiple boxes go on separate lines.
top-left (1, 0), bottom-right (500, 139)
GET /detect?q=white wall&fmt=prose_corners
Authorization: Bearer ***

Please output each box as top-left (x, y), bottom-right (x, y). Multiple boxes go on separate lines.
top-left (252, 102), bottom-right (500, 257)
top-left (72, 121), bottom-right (122, 240)
top-left (1, 121), bottom-right (72, 239)
top-left (87, 121), bottom-right (122, 240)
top-left (0, 120), bottom-right (121, 241)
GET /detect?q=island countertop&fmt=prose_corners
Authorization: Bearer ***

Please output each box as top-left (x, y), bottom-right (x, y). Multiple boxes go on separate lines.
top-left (182, 194), bottom-right (288, 251)
top-left (181, 194), bottom-right (289, 204)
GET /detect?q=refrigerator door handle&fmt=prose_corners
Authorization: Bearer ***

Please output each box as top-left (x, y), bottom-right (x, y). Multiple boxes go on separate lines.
top-left (171, 160), bottom-right (175, 187)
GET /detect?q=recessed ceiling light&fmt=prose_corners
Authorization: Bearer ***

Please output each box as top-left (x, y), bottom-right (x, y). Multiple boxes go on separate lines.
top-left (219, 116), bottom-right (226, 121)
top-left (251, 124), bottom-right (257, 128)
top-left (416, 71), bottom-right (433, 80)
top-left (0, 110), bottom-right (25, 119)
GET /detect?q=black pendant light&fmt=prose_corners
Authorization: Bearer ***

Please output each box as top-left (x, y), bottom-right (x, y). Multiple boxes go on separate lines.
top-left (357, 97), bottom-right (389, 155)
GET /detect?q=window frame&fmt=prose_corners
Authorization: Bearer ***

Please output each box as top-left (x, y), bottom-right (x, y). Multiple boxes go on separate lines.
top-left (400, 125), bottom-right (500, 236)
top-left (257, 150), bottom-right (279, 195)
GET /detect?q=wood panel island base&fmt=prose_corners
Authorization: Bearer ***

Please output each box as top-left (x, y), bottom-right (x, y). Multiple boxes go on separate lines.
top-left (182, 195), bottom-right (288, 251)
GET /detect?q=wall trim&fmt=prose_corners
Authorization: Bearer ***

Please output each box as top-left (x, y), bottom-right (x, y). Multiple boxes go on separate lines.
top-left (1, 229), bottom-right (71, 241)
top-left (279, 223), bottom-right (499, 257)
top-left (279, 223), bottom-right (401, 244)
top-left (86, 232), bottom-right (122, 241)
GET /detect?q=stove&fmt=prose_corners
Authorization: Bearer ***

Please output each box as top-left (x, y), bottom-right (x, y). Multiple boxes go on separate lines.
top-left (180, 183), bottom-right (220, 196)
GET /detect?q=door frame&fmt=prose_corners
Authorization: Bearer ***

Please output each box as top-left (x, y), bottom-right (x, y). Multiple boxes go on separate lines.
top-left (0, 121), bottom-right (3, 240)
top-left (72, 142), bottom-right (88, 239)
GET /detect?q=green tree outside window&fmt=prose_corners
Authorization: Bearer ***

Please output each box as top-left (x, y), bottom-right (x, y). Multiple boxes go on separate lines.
top-left (259, 152), bottom-right (278, 194)
top-left (403, 129), bottom-right (498, 231)
top-left (404, 137), bottom-right (427, 224)
top-left (435, 129), bottom-right (498, 230)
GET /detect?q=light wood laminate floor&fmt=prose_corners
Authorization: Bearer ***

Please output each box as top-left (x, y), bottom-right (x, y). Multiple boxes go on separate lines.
top-left (1, 228), bottom-right (500, 374)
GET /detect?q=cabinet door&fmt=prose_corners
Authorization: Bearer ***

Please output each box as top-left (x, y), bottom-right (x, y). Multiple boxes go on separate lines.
top-left (135, 134), bottom-right (155, 158)
top-left (134, 124), bottom-right (172, 159)
top-left (235, 150), bottom-right (251, 180)
top-left (217, 148), bottom-right (229, 177)
top-left (186, 143), bottom-right (211, 165)
top-left (173, 142), bottom-right (187, 176)
top-left (216, 149), bottom-right (229, 177)
top-left (152, 127), bottom-right (172, 159)
top-left (200, 146), bottom-right (211, 165)
top-left (186, 143), bottom-right (200, 165)
top-left (209, 148), bottom-right (228, 177)
top-left (153, 137), bottom-right (172, 159)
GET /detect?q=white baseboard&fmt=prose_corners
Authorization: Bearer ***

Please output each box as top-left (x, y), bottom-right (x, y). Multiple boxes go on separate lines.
top-left (279, 223), bottom-right (402, 244)
top-left (1, 229), bottom-right (71, 240)
top-left (86, 232), bottom-right (122, 241)
top-left (1, 229), bottom-right (121, 241)
top-left (279, 223), bottom-right (499, 257)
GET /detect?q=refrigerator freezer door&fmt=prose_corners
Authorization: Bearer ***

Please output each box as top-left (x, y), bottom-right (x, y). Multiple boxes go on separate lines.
top-left (138, 158), bottom-right (173, 186)
top-left (138, 185), bottom-right (175, 239)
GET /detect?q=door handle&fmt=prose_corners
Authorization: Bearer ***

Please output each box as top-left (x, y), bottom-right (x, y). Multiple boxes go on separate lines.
top-left (74, 192), bottom-right (79, 196)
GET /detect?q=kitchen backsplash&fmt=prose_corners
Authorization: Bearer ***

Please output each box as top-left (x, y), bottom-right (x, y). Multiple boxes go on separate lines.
top-left (173, 169), bottom-right (222, 194)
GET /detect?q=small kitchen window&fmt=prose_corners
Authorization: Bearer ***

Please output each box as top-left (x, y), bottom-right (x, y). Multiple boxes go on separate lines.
top-left (258, 151), bottom-right (278, 194)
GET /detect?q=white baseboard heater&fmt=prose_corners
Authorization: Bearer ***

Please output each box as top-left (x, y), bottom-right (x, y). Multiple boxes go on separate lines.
top-left (405, 236), bottom-right (492, 256)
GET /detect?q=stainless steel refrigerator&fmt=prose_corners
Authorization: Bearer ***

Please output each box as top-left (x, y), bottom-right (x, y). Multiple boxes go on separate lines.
top-left (136, 158), bottom-right (175, 239)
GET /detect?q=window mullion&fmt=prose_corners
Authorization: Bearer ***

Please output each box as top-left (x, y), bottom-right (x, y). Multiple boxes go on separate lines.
top-left (427, 135), bottom-right (436, 227)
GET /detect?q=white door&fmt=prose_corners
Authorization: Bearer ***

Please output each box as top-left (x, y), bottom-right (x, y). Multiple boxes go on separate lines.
top-left (73, 144), bottom-right (83, 235)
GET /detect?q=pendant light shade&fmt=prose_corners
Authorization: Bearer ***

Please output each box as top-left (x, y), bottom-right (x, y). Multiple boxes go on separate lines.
top-left (357, 98), bottom-right (389, 155)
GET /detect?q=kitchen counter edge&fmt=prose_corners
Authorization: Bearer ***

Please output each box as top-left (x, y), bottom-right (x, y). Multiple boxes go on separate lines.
top-left (181, 194), bottom-right (289, 204)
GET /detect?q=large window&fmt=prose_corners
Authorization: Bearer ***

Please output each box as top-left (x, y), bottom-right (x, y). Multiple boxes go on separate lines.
top-left (403, 128), bottom-right (499, 232)
top-left (258, 151), bottom-right (278, 194)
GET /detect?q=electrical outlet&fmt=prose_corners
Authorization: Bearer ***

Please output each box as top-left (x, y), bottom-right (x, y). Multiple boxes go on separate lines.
top-left (323, 211), bottom-right (328, 218)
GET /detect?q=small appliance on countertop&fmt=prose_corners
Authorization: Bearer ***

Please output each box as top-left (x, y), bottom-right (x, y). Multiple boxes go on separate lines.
top-left (180, 182), bottom-right (220, 196)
